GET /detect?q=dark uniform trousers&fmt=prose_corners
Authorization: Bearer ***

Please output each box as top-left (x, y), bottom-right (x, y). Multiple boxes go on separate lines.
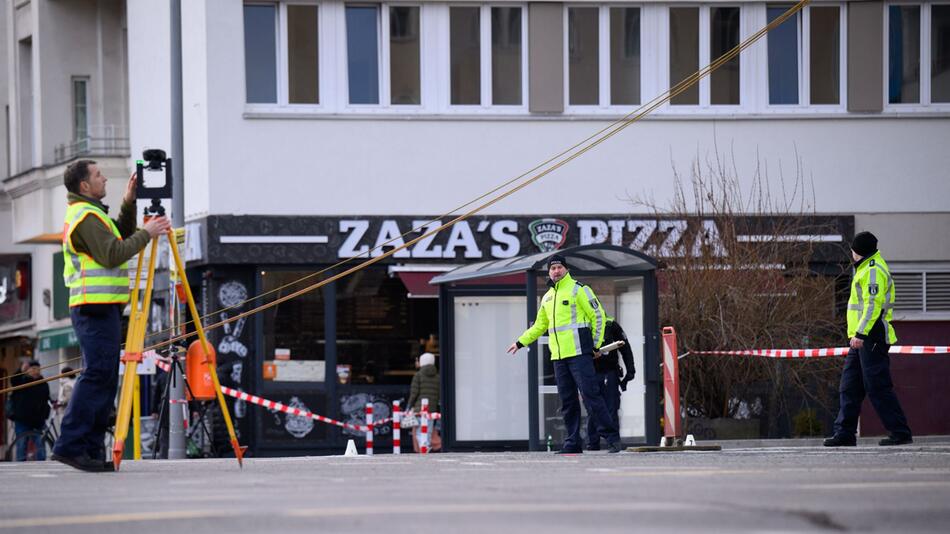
top-left (554, 353), bottom-right (620, 450)
top-left (54, 304), bottom-right (122, 459)
top-left (587, 369), bottom-right (621, 446)
top-left (833, 341), bottom-right (912, 440)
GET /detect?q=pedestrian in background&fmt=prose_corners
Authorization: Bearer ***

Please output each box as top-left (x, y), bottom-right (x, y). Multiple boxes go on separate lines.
top-left (407, 352), bottom-right (441, 452)
top-left (10, 360), bottom-right (52, 461)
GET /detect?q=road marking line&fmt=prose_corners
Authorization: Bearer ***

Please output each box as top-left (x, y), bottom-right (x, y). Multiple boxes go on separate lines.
top-left (0, 509), bottom-right (227, 529)
top-left (796, 481), bottom-right (950, 490)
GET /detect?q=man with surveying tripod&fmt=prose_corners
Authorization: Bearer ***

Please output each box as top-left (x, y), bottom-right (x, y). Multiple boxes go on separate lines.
top-left (51, 160), bottom-right (170, 472)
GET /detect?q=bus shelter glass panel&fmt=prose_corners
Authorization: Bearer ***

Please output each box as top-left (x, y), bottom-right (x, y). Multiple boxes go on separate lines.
top-left (535, 275), bottom-right (647, 444)
top-left (453, 296), bottom-right (528, 441)
top-left (615, 278), bottom-right (645, 439)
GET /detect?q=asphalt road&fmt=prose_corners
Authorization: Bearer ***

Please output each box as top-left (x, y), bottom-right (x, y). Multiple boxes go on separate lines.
top-left (2, 445), bottom-right (949, 533)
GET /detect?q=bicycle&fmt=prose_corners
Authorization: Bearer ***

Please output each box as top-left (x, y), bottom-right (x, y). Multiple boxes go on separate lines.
top-left (4, 403), bottom-right (114, 462)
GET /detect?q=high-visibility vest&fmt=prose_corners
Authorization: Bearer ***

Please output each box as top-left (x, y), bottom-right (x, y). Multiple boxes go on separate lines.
top-left (62, 201), bottom-right (130, 307)
top-left (518, 272), bottom-right (606, 360)
top-left (847, 251), bottom-right (897, 344)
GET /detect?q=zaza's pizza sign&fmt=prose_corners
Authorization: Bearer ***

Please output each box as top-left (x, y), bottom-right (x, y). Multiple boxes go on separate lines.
top-left (335, 217), bottom-right (728, 259)
top-left (206, 214), bottom-right (851, 264)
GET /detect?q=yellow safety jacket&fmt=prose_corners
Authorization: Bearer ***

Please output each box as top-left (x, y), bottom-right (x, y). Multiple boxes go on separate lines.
top-left (518, 272), bottom-right (606, 360)
top-left (62, 201), bottom-right (130, 307)
top-left (847, 251), bottom-right (897, 344)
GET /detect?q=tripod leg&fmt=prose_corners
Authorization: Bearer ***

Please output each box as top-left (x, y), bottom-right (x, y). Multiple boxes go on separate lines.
top-left (133, 374), bottom-right (141, 459)
top-left (113, 238), bottom-right (159, 470)
top-left (167, 228), bottom-right (246, 466)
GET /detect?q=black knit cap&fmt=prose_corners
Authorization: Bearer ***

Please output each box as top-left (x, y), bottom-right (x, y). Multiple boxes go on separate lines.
top-left (851, 231), bottom-right (878, 258)
top-left (548, 254), bottom-right (568, 269)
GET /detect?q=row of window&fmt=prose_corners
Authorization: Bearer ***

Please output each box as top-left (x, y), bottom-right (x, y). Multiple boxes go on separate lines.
top-left (243, 2), bottom-right (950, 113)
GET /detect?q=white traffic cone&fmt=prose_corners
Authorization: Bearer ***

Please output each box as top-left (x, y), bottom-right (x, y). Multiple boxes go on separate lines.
top-left (344, 439), bottom-right (359, 456)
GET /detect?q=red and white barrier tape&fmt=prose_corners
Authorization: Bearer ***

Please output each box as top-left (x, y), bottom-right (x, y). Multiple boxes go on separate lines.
top-left (220, 386), bottom-right (370, 432)
top-left (692, 345), bottom-right (950, 358)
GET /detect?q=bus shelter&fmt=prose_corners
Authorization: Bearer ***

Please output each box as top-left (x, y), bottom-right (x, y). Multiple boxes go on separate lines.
top-left (431, 244), bottom-right (660, 451)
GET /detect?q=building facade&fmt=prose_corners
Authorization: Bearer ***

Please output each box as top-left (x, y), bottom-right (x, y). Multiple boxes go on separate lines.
top-left (2, 0), bottom-right (948, 454)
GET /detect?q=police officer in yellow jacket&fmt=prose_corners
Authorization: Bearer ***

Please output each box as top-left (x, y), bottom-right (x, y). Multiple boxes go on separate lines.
top-left (824, 232), bottom-right (913, 447)
top-left (51, 160), bottom-right (170, 472)
top-left (507, 254), bottom-right (622, 453)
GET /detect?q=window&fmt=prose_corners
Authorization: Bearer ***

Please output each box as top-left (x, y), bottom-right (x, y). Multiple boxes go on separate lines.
top-left (261, 270), bottom-right (326, 383)
top-left (346, 5), bottom-right (381, 104)
top-left (669, 7), bottom-right (699, 105)
top-left (288, 5), bottom-right (320, 104)
top-left (566, 6), bottom-right (641, 108)
top-left (450, 7), bottom-right (480, 105)
top-left (450, 5), bottom-right (525, 107)
top-left (809, 6), bottom-right (840, 105)
top-left (71, 77), bottom-right (89, 145)
top-left (768, 5), bottom-right (800, 104)
top-left (889, 5), bottom-right (921, 104)
top-left (610, 7), bottom-right (641, 106)
top-left (888, 3), bottom-right (950, 107)
top-left (244, 4), bottom-right (278, 104)
top-left (710, 7), bottom-right (740, 105)
top-left (390, 6), bottom-right (421, 105)
top-left (569, 7), bottom-right (600, 105)
top-left (934, 4), bottom-right (950, 102)
top-left (492, 7), bottom-right (523, 105)
top-left (766, 4), bottom-right (844, 108)
top-left (668, 5), bottom-right (741, 107)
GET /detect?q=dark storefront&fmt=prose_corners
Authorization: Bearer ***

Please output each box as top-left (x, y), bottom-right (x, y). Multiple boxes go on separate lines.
top-left (185, 214), bottom-right (855, 454)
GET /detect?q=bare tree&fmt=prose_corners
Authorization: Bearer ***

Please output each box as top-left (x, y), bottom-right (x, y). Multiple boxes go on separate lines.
top-left (632, 147), bottom-right (847, 436)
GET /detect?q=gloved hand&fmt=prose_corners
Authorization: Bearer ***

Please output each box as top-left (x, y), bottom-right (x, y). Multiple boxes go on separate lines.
top-left (620, 371), bottom-right (635, 392)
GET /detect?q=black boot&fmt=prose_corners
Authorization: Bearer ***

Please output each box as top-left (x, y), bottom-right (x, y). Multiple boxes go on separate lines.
top-left (879, 435), bottom-right (913, 446)
top-left (823, 435), bottom-right (856, 447)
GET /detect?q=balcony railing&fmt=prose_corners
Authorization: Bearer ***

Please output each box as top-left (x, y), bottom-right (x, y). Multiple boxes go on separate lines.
top-left (53, 125), bottom-right (130, 164)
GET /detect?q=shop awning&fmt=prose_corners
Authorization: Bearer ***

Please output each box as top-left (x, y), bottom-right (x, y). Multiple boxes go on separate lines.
top-left (396, 272), bottom-right (440, 298)
top-left (431, 244), bottom-right (657, 285)
top-left (37, 326), bottom-right (78, 352)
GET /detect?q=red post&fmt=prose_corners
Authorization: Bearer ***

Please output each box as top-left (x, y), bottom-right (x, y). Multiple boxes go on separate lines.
top-left (662, 327), bottom-right (681, 441)
top-left (420, 398), bottom-right (429, 455)
top-left (393, 400), bottom-right (401, 455)
top-left (365, 402), bottom-right (374, 456)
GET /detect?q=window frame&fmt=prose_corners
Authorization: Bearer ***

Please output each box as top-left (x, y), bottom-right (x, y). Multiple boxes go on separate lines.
top-left (761, 2), bottom-right (849, 114)
top-left (563, 3), bottom-right (645, 114)
top-left (441, 3), bottom-right (530, 114)
top-left (883, 1), bottom-right (950, 112)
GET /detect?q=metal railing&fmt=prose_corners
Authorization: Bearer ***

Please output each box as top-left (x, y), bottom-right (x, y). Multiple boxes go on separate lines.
top-left (53, 125), bottom-right (130, 164)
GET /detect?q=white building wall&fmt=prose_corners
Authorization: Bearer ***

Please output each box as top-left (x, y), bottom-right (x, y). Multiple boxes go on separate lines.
top-left (168, 0), bottom-right (950, 220)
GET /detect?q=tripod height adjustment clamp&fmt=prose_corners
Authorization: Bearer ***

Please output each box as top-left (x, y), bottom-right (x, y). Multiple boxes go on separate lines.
top-left (121, 351), bottom-right (143, 363)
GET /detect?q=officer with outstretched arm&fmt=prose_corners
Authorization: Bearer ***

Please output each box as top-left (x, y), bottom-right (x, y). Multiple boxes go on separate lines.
top-left (507, 254), bottom-right (623, 453)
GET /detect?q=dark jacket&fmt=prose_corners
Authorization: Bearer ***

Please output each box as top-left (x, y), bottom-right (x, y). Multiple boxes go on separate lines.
top-left (67, 192), bottom-right (150, 268)
top-left (10, 375), bottom-right (52, 428)
top-left (407, 365), bottom-right (440, 412)
top-left (594, 320), bottom-right (636, 381)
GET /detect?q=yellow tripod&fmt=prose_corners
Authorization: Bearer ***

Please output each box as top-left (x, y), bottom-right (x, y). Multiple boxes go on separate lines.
top-left (112, 226), bottom-right (245, 470)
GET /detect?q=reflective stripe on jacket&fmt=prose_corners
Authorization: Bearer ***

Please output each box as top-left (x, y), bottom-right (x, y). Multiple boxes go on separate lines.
top-left (62, 201), bottom-right (130, 306)
top-left (518, 272), bottom-right (606, 360)
top-left (846, 251), bottom-right (896, 344)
